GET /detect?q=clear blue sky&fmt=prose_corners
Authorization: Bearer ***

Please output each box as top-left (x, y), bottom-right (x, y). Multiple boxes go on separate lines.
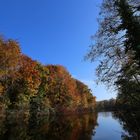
top-left (0, 0), bottom-right (116, 101)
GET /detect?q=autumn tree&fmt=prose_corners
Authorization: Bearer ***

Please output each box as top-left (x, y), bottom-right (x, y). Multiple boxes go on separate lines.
top-left (0, 38), bottom-right (21, 109)
top-left (0, 36), bottom-right (96, 114)
top-left (45, 65), bottom-right (75, 109)
top-left (75, 80), bottom-right (96, 111)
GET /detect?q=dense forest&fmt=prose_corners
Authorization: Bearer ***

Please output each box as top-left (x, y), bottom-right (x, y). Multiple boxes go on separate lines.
top-left (0, 38), bottom-right (96, 115)
top-left (86, 0), bottom-right (140, 110)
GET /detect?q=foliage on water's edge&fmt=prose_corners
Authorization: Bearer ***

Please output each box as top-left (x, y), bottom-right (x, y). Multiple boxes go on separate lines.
top-left (0, 37), bottom-right (96, 115)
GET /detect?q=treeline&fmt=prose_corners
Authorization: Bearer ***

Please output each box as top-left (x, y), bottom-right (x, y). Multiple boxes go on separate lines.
top-left (0, 38), bottom-right (96, 115)
top-left (96, 98), bottom-right (130, 111)
top-left (96, 97), bottom-right (140, 111)
top-left (96, 99), bottom-right (116, 111)
top-left (86, 0), bottom-right (140, 109)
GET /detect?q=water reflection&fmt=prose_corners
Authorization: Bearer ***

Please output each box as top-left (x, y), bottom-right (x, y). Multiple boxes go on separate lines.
top-left (0, 114), bottom-right (29, 140)
top-left (113, 111), bottom-right (140, 140)
top-left (0, 112), bottom-right (98, 140)
top-left (98, 112), bottom-right (111, 118)
top-left (0, 111), bottom-right (140, 140)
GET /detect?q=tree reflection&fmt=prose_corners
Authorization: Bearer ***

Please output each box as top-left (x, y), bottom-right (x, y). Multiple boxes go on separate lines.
top-left (0, 111), bottom-right (30, 140)
top-left (0, 112), bottom-right (98, 140)
top-left (113, 111), bottom-right (140, 140)
top-left (39, 113), bottom-right (98, 140)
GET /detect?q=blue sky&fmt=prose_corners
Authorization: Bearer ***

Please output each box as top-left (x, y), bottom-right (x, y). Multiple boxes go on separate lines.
top-left (0, 0), bottom-right (116, 101)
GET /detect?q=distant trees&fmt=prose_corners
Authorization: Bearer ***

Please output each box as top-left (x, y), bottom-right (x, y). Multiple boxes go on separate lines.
top-left (86, 0), bottom-right (140, 109)
top-left (0, 37), bottom-right (96, 114)
top-left (96, 98), bottom-right (116, 111)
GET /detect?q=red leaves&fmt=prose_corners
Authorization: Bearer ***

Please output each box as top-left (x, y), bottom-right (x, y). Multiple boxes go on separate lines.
top-left (0, 37), bottom-right (96, 112)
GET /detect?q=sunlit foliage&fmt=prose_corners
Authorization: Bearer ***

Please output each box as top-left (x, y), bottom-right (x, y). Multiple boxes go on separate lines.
top-left (0, 37), bottom-right (96, 114)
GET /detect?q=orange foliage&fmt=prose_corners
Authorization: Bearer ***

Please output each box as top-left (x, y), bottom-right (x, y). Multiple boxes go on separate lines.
top-left (0, 37), bottom-right (96, 112)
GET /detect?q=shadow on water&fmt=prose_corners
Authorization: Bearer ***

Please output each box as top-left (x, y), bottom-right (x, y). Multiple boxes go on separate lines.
top-left (0, 111), bottom-right (98, 140)
top-left (113, 111), bottom-right (140, 140)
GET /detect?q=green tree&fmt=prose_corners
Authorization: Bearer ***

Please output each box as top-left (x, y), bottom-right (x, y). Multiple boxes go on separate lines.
top-left (86, 0), bottom-right (140, 84)
top-left (86, 0), bottom-right (140, 108)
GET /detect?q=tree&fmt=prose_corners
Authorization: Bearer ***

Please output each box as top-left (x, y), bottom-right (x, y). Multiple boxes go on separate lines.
top-left (86, 0), bottom-right (140, 85)
top-left (0, 38), bottom-right (21, 109)
top-left (86, 0), bottom-right (140, 108)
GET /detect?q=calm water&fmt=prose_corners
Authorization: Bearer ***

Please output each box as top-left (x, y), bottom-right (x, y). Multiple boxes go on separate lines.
top-left (93, 112), bottom-right (125, 140)
top-left (0, 111), bottom-right (140, 140)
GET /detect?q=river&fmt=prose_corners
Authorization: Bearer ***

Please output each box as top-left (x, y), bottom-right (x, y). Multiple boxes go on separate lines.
top-left (0, 111), bottom-right (139, 140)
